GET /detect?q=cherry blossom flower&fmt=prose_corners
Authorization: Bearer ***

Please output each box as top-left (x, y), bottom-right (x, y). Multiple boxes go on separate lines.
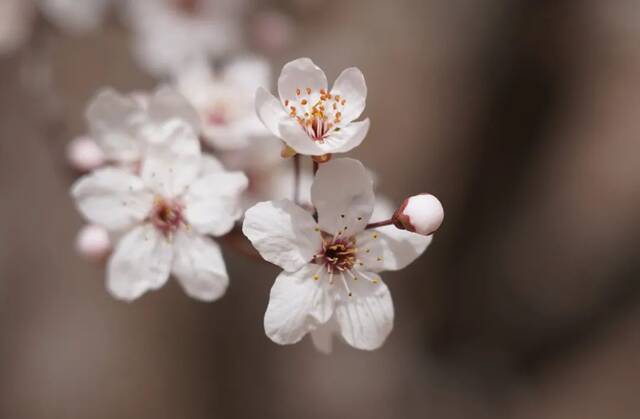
top-left (255, 58), bottom-right (370, 156)
top-left (0, 0), bottom-right (33, 55)
top-left (242, 158), bottom-right (432, 351)
top-left (38, 0), bottom-right (112, 33)
top-left (80, 86), bottom-right (199, 167)
top-left (175, 57), bottom-right (273, 150)
top-left (124, 0), bottom-right (244, 77)
top-left (71, 125), bottom-right (248, 301)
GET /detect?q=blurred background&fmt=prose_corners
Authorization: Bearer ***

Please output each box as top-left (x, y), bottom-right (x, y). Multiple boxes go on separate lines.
top-left (2, 0), bottom-right (640, 418)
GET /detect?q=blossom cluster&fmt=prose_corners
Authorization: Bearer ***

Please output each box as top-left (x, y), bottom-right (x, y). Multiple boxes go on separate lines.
top-left (69, 55), bottom-right (444, 352)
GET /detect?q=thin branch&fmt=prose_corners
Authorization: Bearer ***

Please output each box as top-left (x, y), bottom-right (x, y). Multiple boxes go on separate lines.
top-left (293, 154), bottom-right (301, 205)
top-left (365, 219), bottom-right (395, 229)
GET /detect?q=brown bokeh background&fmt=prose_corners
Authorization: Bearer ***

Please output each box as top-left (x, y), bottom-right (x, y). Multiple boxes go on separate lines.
top-left (2, 0), bottom-right (640, 418)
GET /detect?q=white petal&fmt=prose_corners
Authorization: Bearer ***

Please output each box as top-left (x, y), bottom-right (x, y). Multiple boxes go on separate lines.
top-left (144, 86), bottom-right (201, 135)
top-left (255, 86), bottom-right (290, 139)
top-left (183, 171), bottom-right (248, 236)
top-left (171, 231), bottom-right (229, 302)
top-left (107, 225), bottom-right (173, 301)
top-left (85, 88), bottom-right (144, 163)
top-left (335, 276), bottom-right (394, 350)
top-left (223, 55), bottom-right (271, 94)
top-left (199, 154), bottom-right (225, 175)
top-left (71, 168), bottom-right (153, 231)
top-left (278, 120), bottom-right (329, 156)
top-left (311, 158), bottom-right (375, 235)
top-left (141, 120), bottom-right (201, 197)
top-left (325, 118), bottom-right (370, 154)
top-left (310, 316), bottom-right (338, 354)
top-left (243, 200), bottom-right (322, 272)
top-left (330, 67), bottom-right (367, 123)
top-left (39, 0), bottom-right (108, 33)
top-left (356, 226), bottom-right (432, 273)
top-left (264, 265), bottom-right (334, 345)
top-left (277, 57), bottom-right (328, 102)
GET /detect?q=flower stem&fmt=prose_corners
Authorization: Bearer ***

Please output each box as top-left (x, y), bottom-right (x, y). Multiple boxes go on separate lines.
top-left (293, 154), bottom-right (301, 205)
top-left (313, 160), bottom-right (319, 175)
top-left (365, 219), bottom-right (395, 229)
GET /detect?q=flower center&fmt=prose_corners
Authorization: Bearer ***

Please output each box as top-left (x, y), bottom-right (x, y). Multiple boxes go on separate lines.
top-left (316, 236), bottom-right (358, 274)
top-left (283, 88), bottom-right (347, 143)
top-left (149, 197), bottom-right (187, 237)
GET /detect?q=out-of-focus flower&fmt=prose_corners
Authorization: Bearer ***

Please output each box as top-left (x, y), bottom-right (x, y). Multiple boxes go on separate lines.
top-left (242, 158), bottom-right (431, 351)
top-left (37, 0), bottom-right (111, 33)
top-left (256, 58), bottom-right (370, 156)
top-left (66, 136), bottom-right (106, 172)
top-left (0, 0), bottom-right (33, 54)
top-left (75, 224), bottom-right (111, 261)
top-left (251, 10), bottom-right (293, 53)
top-left (175, 57), bottom-right (273, 150)
top-left (124, 0), bottom-right (244, 77)
top-left (82, 86), bottom-right (199, 167)
top-left (72, 117), bottom-right (248, 301)
top-left (394, 194), bottom-right (444, 236)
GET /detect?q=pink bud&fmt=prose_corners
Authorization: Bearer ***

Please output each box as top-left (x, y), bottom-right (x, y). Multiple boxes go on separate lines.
top-left (66, 136), bottom-right (105, 172)
top-left (75, 224), bottom-right (111, 261)
top-left (394, 194), bottom-right (444, 236)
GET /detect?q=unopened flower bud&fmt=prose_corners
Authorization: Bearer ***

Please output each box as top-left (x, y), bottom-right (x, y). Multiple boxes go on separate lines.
top-left (394, 194), bottom-right (444, 236)
top-left (75, 224), bottom-right (111, 261)
top-left (67, 136), bottom-right (105, 172)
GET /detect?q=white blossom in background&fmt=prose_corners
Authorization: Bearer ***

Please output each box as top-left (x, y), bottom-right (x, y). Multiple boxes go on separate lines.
top-left (0, 0), bottom-right (33, 54)
top-left (175, 57), bottom-right (273, 150)
top-left (243, 158), bottom-right (433, 351)
top-left (37, 0), bottom-right (112, 33)
top-left (256, 58), bottom-right (370, 156)
top-left (124, 0), bottom-right (244, 77)
top-left (78, 86), bottom-right (199, 168)
top-left (72, 114), bottom-right (248, 301)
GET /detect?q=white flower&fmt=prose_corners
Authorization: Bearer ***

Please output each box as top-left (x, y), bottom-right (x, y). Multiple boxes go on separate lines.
top-left (83, 86), bottom-right (199, 166)
top-left (37, 0), bottom-right (111, 33)
top-left (71, 124), bottom-right (248, 301)
top-left (242, 158), bottom-right (432, 351)
top-left (124, 0), bottom-right (243, 77)
top-left (0, 0), bottom-right (33, 54)
top-left (255, 58), bottom-right (370, 156)
top-left (175, 57), bottom-right (273, 150)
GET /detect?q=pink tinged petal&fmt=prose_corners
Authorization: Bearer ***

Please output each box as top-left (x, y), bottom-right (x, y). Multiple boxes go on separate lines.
top-left (145, 86), bottom-right (201, 134)
top-left (335, 277), bottom-right (394, 350)
top-left (330, 67), bottom-right (367, 123)
top-left (107, 225), bottom-right (173, 301)
top-left (75, 224), bottom-right (111, 261)
top-left (310, 316), bottom-right (338, 354)
top-left (311, 158), bottom-right (375, 236)
top-left (171, 231), bottom-right (229, 302)
top-left (85, 88), bottom-right (144, 163)
top-left (324, 118), bottom-right (370, 154)
top-left (264, 265), bottom-right (334, 345)
top-left (66, 136), bottom-right (105, 172)
top-left (255, 86), bottom-right (290, 138)
top-left (71, 167), bottom-right (154, 231)
top-left (243, 199), bottom-right (322, 272)
top-left (277, 57), bottom-right (328, 102)
top-left (355, 226), bottom-right (432, 273)
top-left (183, 171), bottom-right (248, 236)
top-left (141, 120), bottom-right (201, 197)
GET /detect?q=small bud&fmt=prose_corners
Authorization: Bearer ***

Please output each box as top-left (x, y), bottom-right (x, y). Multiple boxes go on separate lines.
top-left (75, 224), bottom-right (111, 261)
top-left (281, 144), bottom-right (297, 158)
top-left (312, 153), bottom-right (332, 163)
top-left (66, 136), bottom-right (105, 172)
top-left (394, 194), bottom-right (444, 236)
